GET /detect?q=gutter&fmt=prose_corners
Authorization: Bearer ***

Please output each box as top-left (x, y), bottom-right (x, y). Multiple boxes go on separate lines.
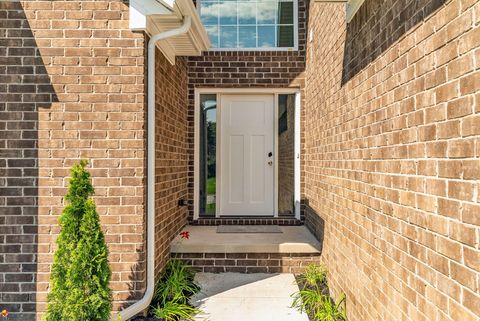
top-left (116, 15), bottom-right (192, 321)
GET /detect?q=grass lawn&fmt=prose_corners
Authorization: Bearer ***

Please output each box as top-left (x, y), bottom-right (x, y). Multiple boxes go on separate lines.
top-left (206, 177), bottom-right (216, 215)
top-left (207, 177), bottom-right (216, 195)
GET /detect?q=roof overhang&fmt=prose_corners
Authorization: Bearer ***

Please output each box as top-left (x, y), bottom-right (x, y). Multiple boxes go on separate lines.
top-left (130, 0), bottom-right (211, 64)
top-left (313, 0), bottom-right (365, 23)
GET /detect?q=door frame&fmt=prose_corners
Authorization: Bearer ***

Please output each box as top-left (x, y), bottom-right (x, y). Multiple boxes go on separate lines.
top-left (194, 88), bottom-right (301, 220)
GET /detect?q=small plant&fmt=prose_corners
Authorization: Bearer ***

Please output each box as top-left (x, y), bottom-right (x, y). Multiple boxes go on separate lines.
top-left (153, 259), bottom-right (199, 305)
top-left (45, 160), bottom-right (112, 321)
top-left (151, 299), bottom-right (200, 321)
top-left (150, 259), bottom-right (201, 321)
top-left (298, 263), bottom-right (328, 289)
top-left (292, 288), bottom-right (325, 313)
top-left (314, 294), bottom-right (347, 321)
top-left (292, 263), bottom-right (347, 321)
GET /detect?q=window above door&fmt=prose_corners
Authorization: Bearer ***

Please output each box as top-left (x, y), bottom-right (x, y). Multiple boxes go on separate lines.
top-left (198, 0), bottom-right (298, 51)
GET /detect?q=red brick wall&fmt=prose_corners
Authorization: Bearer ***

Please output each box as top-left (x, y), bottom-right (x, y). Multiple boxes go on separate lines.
top-left (304, 0), bottom-right (479, 320)
top-left (154, 52), bottom-right (190, 275)
top-left (1, 1), bottom-right (147, 319)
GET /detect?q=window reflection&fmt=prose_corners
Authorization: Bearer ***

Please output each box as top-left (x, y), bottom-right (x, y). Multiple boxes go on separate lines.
top-left (239, 26), bottom-right (257, 48)
top-left (220, 26), bottom-right (238, 48)
top-left (199, 95), bottom-right (217, 217)
top-left (258, 25), bottom-right (276, 47)
top-left (200, 0), bottom-right (295, 49)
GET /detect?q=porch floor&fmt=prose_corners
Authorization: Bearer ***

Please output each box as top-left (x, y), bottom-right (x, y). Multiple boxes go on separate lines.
top-left (171, 225), bottom-right (321, 254)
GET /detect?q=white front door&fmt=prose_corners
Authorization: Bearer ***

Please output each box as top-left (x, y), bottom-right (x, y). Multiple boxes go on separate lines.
top-left (220, 94), bottom-right (275, 216)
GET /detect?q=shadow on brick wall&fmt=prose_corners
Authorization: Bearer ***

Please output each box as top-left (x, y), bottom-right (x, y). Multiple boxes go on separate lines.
top-left (303, 198), bottom-right (325, 254)
top-left (122, 256), bottom-right (147, 314)
top-left (342, 0), bottom-right (447, 85)
top-left (0, 2), bottom-right (57, 320)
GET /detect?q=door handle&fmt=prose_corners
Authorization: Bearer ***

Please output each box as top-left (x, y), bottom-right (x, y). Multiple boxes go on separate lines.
top-left (268, 152), bottom-right (273, 157)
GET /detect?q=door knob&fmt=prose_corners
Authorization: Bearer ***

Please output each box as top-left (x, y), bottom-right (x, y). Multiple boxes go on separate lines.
top-left (268, 152), bottom-right (273, 157)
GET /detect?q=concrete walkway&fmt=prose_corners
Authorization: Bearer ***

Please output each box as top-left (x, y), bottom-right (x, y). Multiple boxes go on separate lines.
top-left (190, 273), bottom-right (309, 321)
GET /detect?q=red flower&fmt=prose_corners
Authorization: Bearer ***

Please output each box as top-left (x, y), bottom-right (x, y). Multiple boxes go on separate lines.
top-left (1, 309), bottom-right (8, 317)
top-left (179, 231), bottom-right (190, 239)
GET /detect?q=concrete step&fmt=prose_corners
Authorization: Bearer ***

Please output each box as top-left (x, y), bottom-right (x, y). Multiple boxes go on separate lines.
top-left (171, 225), bottom-right (321, 273)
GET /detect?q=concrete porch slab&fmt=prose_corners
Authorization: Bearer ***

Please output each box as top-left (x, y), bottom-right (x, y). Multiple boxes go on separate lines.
top-left (190, 273), bottom-right (309, 321)
top-left (171, 225), bottom-right (321, 253)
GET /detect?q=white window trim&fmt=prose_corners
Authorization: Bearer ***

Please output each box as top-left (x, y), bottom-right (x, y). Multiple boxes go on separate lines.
top-left (194, 88), bottom-right (301, 220)
top-left (197, 0), bottom-right (299, 51)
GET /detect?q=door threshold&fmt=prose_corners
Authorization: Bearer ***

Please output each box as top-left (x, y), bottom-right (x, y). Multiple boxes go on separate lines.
top-left (190, 216), bottom-right (302, 226)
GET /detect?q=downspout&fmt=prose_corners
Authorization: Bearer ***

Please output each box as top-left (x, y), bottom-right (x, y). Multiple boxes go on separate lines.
top-left (116, 15), bottom-right (192, 321)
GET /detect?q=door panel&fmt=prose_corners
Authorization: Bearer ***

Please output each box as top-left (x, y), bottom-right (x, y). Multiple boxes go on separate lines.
top-left (220, 94), bottom-right (274, 216)
top-left (250, 135), bottom-right (265, 203)
top-left (229, 135), bottom-right (244, 203)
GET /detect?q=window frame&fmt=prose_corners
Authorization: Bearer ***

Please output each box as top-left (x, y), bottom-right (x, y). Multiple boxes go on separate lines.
top-left (197, 0), bottom-right (299, 51)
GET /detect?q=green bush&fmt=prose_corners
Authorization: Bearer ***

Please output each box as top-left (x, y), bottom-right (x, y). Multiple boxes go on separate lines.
top-left (298, 263), bottom-right (328, 289)
top-left (150, 259), bottom-right (201, 321)
top-left (292, 263), bottom-right (347, 321)
top-left (45, 160), bottom-right (112, 321)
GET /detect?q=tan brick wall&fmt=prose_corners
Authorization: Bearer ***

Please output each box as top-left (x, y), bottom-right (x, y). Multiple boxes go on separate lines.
top-left (1, 1), bottom-right (147, 319)
top-left (304, 1), bottom-right (479, 320)
top-left (154, 52), bottom-right (190, 276)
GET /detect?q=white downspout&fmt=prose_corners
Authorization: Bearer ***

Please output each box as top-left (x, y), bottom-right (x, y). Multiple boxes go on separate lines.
top-left (116, 15), bottom-right (192, 321)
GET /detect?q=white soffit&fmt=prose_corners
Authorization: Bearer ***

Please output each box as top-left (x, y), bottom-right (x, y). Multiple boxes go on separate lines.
top-left (130, 0), bottom-right (211, 64)
top-left (130, 0), bottom-right (173, 30)
top-left (314, 0), bottom-right (365, 23)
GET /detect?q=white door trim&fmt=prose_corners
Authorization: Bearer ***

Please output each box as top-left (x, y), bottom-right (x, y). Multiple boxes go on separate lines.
top-left (194, 88), bottom-right (301, 220)
top-left (294, 92), bottom-right (301, 220)
top-left (274, 93), bottom-right (279, 218)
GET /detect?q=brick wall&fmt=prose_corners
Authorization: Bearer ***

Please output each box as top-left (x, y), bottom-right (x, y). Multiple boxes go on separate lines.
top-left (187, 0), bottom-right (308, 220)
top-left (304, 0), bottom-right (480, 320)
top-left (154, 52), bottom-right (190, 275)
top-left (278, 94), bottom-right (296, 215)
top-left (0, 3), bottom-right (50, 319)
top-left (0, 1), bottom-right (147, 319)
top-left (172, 252), bottom-right (320, 273)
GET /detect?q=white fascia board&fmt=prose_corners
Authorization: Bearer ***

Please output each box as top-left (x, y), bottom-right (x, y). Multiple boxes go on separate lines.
top-left (129, 0), bottom-right (173, 31)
